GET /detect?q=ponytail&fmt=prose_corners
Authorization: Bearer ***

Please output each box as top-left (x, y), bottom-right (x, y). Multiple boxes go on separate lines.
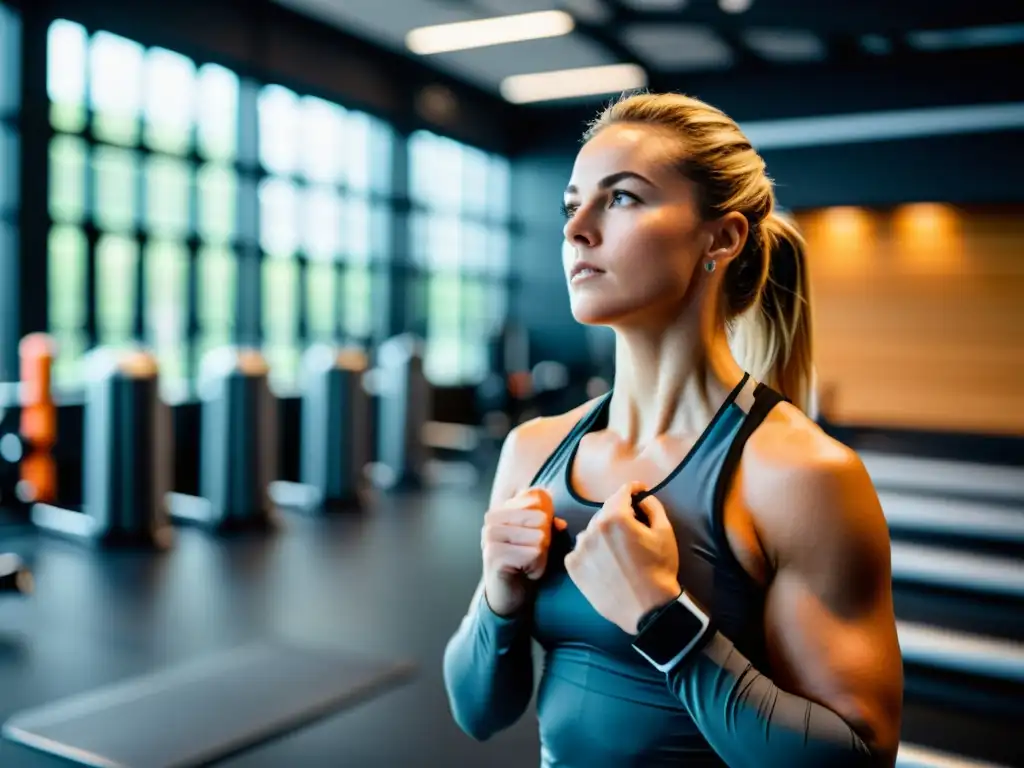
top-left (728, 211), bottom-right (814, 412)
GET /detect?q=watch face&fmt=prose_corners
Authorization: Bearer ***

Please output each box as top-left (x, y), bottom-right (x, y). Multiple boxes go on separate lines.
top-left (636, 601), bottom-right (706, 665)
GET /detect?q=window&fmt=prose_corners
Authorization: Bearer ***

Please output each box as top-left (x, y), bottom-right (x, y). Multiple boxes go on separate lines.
top-left (43, 18), bottom-right (510, 397)
top-left (46, 20), bottom-right (240, 397)
top-left (408, 131), bottom-right (511, 385)
top-left (0, 2), bottom-right (19, 378)
top-left (256, 85), bottom-right (394, 393)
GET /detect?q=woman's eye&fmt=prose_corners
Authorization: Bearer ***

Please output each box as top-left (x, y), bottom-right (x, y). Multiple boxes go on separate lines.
top-left (560, 202), bottom-right (578, 220)
top-left (610, 190), bottom-right (637, 207)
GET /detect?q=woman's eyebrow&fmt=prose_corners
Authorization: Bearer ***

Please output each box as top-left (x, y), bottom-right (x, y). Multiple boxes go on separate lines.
top-left (564, 170), bottom-right (656, 196)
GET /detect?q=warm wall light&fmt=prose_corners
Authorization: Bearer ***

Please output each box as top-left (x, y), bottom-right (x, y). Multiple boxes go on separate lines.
top-left (893, 203), bottom-right (957, 237)
top-left (821, 206), bottom-right (873, 239)
top-left (892, 203), bottom-right (963, 273)
top-left (801, 206), bottom-right (876, 277)
top-left (500, 63), bottom-right (647, 104)
top-left (406, 11), bottom-right (575, 55)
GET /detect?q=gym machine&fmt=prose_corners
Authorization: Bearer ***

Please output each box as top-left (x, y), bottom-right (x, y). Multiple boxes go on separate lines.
top-left (30, 346), bottom-right (175, 550)
top-left (371, 334), bottom-right (430, 490)
top-left (3, 335), bottom-right (174, 569)
top-left (269, 344), bottom-right (371, 514)
top-left (167, 346), bottom-right (279, 533)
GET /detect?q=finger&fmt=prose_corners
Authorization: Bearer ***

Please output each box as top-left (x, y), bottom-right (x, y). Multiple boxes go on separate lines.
top-left (504, 492), bottom-right (542, 510)
top-left (523, 555), bottom-right (550, 581)
top-left (595, 482), bottom-right (640, 524)
top-left (520, 487), bottom-right (554, 513)
top-left (563, 549), bottom-right (582, 580)
top-left (516, 489), bottom-right (557, 514)
top-left (636, 492), bottom-right (671, 531)
top-left (574, 529), bottom-right (591, 551)
top-left (485, 541), bottom-right (544, 572)
top-left (610, 481), bottom-right (641, 506)
top-left (618, 481), bottom-right (657, 526)
top-left (488, 506), bottom-right (550, 529)
top-left (484, 524), bottom-right (547, 547)
top-left (501, 488), bottom-right (554, 518)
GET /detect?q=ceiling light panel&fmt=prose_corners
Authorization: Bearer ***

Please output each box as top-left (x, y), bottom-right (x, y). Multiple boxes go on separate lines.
top-left (743, 29), bottom-right (827, 62)
top-left (907, 23), bottom-right (1024, 52)
top-left (406, 11), bottom-right (574, 55)
top-left (430, 30), bottom-right (619, 90)
top-left (718, 0), bottom-right (752, 13)
top-left (501, 62), bottom-right (647, 104)
top-left (621, 25), bottom-right (733, 70)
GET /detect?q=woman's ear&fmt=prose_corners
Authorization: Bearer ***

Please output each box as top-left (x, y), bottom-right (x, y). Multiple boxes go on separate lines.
top-left (704, 211), bottom-right (749, 267)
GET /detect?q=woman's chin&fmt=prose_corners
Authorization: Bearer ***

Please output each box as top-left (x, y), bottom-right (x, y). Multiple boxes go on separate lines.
top-left (570, 301), bottom-right (621, 327)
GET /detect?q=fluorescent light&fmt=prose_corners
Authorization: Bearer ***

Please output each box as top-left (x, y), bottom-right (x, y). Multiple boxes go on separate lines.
top-left (743, 29), bottom-right (826, 62)
top-left (907, 23), bottom-right (1024, 52)
top-left (500, 63), bottom-right (647, 104)
top-left (740, 102), bottom-right (1024, 150)
top-left (718, 0), bottom-right (752, 13)
top-left (406, 10), bottom-right (574, 55)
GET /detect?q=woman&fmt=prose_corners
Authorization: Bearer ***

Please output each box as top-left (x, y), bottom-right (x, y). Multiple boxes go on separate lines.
top-left (443, 92), bottom-right (903, 767)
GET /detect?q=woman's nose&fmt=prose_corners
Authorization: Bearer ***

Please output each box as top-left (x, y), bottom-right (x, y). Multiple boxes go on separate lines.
top-left (564, 208), bottom-right (599, 248)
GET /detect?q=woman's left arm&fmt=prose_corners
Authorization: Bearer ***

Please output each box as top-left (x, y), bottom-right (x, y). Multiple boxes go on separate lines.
top-left (666, 450), bottom-right (904, 767)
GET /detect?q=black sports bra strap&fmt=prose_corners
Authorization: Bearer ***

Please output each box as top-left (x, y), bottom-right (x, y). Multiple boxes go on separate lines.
top-left (751, 382), bottom-right (787, 413)
top-left (711, 382), bottom-right (787, 519)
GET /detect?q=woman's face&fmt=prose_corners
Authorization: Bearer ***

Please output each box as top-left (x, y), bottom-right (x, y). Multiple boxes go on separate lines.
top-left (562, 123), bottom-right (708, 328)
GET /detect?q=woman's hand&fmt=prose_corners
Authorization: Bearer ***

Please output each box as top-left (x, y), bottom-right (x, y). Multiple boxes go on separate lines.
top-left (482, 488), bottom-right (567, 617)
top-left (565, 482), bottom-right (682, 635)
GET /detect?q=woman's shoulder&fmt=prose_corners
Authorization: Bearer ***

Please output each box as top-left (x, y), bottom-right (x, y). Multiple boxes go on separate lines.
top-left (741, 401), bottom-right (880, 541)
top-left (490, 396), bottom-right (605, 502)
top-left (747, 401), bottom-right (861, 475)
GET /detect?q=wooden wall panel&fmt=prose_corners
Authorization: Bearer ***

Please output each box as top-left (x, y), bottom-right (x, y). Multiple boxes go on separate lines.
top-left (794, 204), bottom-right (1024, 436)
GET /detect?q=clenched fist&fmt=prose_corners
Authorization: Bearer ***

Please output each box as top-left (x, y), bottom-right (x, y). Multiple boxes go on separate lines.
top-left (481, 488), bottom-right (567, 617)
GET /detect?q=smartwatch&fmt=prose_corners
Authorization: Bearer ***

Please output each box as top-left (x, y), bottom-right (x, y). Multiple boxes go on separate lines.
top-left (631, 591), bottom-right (713, 673)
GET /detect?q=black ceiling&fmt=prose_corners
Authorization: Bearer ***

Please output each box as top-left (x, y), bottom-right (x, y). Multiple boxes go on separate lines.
top-left (508, 0), bottom-right (1024, 148)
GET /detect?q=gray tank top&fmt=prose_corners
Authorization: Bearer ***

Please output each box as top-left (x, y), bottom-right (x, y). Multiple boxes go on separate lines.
top-left (526, 373), bottom-right (785, 767)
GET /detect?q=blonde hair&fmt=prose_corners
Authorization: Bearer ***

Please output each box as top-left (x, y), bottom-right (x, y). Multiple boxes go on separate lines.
top-left (583, 92), bottom-right (813, 412)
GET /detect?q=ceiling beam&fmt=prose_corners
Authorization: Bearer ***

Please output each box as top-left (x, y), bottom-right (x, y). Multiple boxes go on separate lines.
top-left (509, 44), bottom-right (1024, 152)
top-left (605, 0), bottom-right (1024, 36)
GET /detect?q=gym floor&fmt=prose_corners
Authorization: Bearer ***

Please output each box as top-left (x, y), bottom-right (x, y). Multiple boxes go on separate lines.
top-left (2, 457), bottom-right (1023, 767)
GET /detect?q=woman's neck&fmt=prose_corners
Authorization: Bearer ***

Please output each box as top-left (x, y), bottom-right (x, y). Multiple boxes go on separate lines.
top-left (608, 319), bottom-right (744, 446)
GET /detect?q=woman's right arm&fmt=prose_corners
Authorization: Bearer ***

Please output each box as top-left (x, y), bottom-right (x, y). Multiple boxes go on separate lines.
top-left (442, 575), bottom-right (536, 741)
top-left (442, 421), bottom-right (551, 741)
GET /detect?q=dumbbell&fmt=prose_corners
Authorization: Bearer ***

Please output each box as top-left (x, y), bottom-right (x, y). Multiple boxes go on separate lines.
top-left (0, 553), bottom-right (32, 596)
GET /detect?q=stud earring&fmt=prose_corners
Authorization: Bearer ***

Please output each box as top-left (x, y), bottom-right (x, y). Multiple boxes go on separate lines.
top-left (703, 259), bottom-right (716, 273)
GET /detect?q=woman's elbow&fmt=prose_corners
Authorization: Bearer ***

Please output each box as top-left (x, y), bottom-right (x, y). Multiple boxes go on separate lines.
top-left (448, 703), bottom-right (501, 742)
top-left (442, 661), bottom-right (527, 741)
top-left (442, 640), bottom-right (497, 741)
